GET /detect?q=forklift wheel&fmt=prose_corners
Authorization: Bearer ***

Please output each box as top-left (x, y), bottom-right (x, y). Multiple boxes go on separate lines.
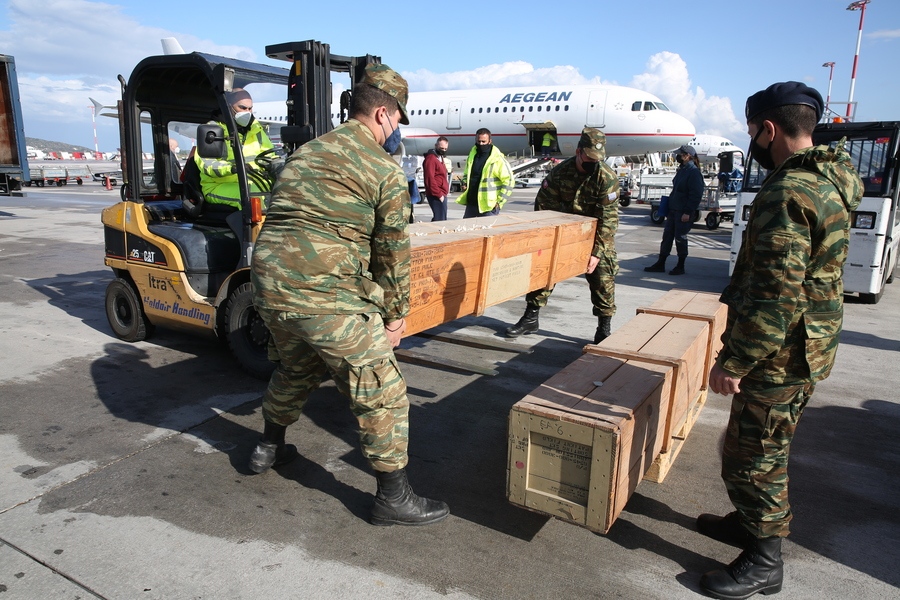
top-left (224, 282), bottom-right (275, 380)
top-left (105, 278), bottom-right (152, 342)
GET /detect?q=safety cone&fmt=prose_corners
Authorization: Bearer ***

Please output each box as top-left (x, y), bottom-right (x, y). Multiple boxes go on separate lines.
top-left (105, 176), bottom-right (112, 190)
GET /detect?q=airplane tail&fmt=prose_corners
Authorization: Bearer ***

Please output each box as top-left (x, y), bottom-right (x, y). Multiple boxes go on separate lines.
top-left (161, 38), bottom-right (186, 55)
top-left (89, 97), bottom-right (112, 111)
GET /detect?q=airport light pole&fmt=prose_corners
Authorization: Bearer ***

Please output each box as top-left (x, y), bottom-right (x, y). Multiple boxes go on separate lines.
top-left (846, 0), bottom-right (870, 120)
top-left (822, 62), bottom-right (835, 120)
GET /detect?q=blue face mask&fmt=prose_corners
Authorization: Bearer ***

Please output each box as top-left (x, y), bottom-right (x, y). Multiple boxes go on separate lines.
top-left (381, 113), bottom-right (402, 155)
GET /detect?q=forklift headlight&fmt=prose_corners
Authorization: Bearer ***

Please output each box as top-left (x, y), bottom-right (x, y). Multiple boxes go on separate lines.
top-left (852, 211), bottom-right (876, 230)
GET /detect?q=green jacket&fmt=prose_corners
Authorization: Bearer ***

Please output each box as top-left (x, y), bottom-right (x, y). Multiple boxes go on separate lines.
top-left (534, 157), bottom-right (619, 257)
top-left (718, 141), bottom-right (862, 384)
top-left (456, 145), bottom-right (514, 213)
top-left (251, 119), bottom-right (411, 321)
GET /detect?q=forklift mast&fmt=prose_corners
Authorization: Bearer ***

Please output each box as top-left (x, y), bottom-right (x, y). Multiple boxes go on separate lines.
top-left (265, 41), bottom-right (381, 154)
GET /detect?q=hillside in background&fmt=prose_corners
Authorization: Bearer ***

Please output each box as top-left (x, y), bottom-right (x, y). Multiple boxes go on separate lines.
top-left (26, 137), bottom-right (96, 154)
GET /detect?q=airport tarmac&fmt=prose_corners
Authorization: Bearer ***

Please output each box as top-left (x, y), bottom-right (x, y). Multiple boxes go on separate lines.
top-left (1, 181), bottom-right (898, 599)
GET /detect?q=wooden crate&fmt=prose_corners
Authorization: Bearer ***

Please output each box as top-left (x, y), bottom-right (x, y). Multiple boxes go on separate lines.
top-left (636, 290), bottom-right (728, 391)
top-left (585, 312), bottom-right (709, 456)
top-left (406, 213), bottom-right (596, 335)
top-left (508, 353), bottom-right (674, 534)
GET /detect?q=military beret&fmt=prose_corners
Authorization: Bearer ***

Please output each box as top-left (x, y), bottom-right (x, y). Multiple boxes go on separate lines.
top-left (362, 63), bottom-right (410, 125)
top-left (745, 81), bottom-right (824, 122)
top-left (578, 127), bottom-right (606, 160)
top-left (678, 144), bottom-right (697, 157)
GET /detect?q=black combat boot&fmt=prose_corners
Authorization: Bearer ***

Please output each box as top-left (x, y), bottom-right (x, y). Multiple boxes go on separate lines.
top-left (505, 305), bottom-right (540, 338)
top-left (669, 256), bottom-right (686, 275)
top-left (371, 468), bottom-right (450, 526)
top-left (697, 512), bottom-right (753, 548)
top-left (248, 421), bottom-right (299, 474)
top-left (644, 256), bottom-right (667, 272)
top-left (593, 316), bottom-right (613, 344)
top-left (700, 536), bottom-right (784, 599)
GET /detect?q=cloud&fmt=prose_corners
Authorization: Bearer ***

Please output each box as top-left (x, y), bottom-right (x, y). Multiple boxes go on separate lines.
top-left (629, 51), bottom-right (744, 141)
top-left (867, 29), bottom-right (900, 41)
top-left (0, 0), bottom-right (257, 144)
top-left (403, 63), bottom-right (605, 91)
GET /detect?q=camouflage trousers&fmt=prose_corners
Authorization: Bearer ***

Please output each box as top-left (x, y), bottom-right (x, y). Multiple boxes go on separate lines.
top-left (257, 309), bottom-right (409, 472)
top-left (722, 379), bottom-right (815, 538)
top-left (525, 253), bottom-right (618, 317)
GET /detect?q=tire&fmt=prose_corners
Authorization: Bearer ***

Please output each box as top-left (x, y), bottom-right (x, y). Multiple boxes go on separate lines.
top-left (650, 206), bottom-right (665, 225)
top-left (619, 196), bottom-right (631, 208)
top-left (693, 210), bottom-right (701, 223)
top-left (705, 214), bottom-right (720, 230)
top-left (224, 282), bottom-right (275, 380)
top-left (120, 183), bottom-right (129, 202)
top-left (105, 278), bottom-right (152, 342)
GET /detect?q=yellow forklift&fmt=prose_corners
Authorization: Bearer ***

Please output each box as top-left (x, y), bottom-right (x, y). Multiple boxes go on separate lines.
top-left (102, 41), bottom-right (379, 378)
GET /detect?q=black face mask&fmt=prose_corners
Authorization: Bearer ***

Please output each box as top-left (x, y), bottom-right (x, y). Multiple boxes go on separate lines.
top-left (435, 148), bottom-right (446, 156)
top-left (750, 125), bottom-right (776, 171)
top-left (476, 143), bottom-right (492, 156)
top-left (675, 155), bottom-right (684, 165)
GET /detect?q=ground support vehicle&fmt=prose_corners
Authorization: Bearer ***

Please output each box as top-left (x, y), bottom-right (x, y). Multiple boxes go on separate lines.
top-left (0, 54), bottom-right (29, 194)
top-left (731, 120), bottom-right (900, 304)
top-left (102, 41), bottom-right (379, 378)
top-left (24, 165), bottom-right (94, 187)
top-left (697, 186), bottom-right (736, 230)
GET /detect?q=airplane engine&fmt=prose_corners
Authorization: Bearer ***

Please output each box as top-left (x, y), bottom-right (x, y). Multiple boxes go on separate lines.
top-left (399, 128), bottom-right (441, 156)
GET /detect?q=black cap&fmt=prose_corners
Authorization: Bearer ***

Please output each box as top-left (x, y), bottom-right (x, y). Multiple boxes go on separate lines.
top-left (745, 81), bottom-right (824, 122)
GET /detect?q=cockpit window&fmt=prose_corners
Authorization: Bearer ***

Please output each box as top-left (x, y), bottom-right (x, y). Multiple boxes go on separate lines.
top-left (631, 101), bottom-right (642, 111)
top-left (643, 102), bottom-right (657, 111)
top-left (654, 102), bottom-right (670, 111)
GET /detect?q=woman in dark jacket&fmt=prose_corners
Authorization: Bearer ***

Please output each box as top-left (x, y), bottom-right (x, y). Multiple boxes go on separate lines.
top-left (644, 144), bottom-right (705, 275)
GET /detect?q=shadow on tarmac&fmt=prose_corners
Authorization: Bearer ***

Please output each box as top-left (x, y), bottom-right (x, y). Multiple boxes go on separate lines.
top-left (47, 271), bottom-right (896, 593)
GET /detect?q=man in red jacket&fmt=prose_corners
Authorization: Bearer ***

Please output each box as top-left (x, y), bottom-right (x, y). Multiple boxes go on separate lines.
top-left (422, 136), bottom-right (450, 221)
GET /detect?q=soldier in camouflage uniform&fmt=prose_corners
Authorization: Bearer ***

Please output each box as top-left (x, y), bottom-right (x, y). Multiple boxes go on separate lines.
top-left (505, 128), bottom-right (620, 344)
top-left (698, 82), bottom-right (862, 599)
top-left (248, 64), bottom-right (449, 527)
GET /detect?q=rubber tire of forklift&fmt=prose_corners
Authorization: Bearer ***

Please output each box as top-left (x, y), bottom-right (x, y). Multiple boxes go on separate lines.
top-left (705, 213), bottom-right (720, 230)
top-left (105, 278), bottom-right (153, 342)
top-left (650, 206), bottom-right (665, 225)
top-left (224, 282), bottom-right (276, 380)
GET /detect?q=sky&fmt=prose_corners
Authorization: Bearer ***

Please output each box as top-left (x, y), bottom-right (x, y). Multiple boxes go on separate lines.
top-left (2, 0), bottom-right (899, 154)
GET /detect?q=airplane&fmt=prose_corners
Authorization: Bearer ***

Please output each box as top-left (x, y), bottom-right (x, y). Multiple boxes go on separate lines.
top-left (681, 134), bottom-right (743, 166)
top-left (91, 39), bottom-right (696, 161)
top-left (26, 146), bottom-right (46, 160)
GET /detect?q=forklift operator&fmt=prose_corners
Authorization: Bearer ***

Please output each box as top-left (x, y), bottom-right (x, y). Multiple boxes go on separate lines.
top-left (193, 88), bottom-right (274, 210)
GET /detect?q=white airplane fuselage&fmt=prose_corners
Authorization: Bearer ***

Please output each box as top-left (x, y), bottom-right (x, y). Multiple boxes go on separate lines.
top-left (683, 134), bottom-right (743, 165)
top-left (396, 85), bottom-right (695, 158)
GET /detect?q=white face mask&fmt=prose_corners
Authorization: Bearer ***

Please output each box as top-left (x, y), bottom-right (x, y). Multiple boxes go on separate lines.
top-left (234, 111), bottom-right (252, 127)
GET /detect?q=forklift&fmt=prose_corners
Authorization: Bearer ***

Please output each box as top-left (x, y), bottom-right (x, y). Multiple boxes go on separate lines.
top-left (102, 41), bottom-right (379, 378)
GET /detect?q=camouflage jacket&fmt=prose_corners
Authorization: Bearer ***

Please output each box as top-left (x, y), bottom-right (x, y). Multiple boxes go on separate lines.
top-left (535, 157), bottom-right (619, 256)
top-left (251, 119), bottom-right (411, 320)
top-left (718, 141), bottom-right (862, 384)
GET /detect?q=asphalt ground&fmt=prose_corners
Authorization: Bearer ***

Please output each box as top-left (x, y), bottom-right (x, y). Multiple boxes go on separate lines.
top-left (1, 180), bottom-right (898, 599)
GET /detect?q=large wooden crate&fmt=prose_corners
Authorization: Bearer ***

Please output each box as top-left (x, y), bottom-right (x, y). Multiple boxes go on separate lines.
top-left (406, 212), bottom-right (596, 335)
top-left (636, 290), bottom-right (729, 391)
top-left (586, 312), bottom-right (710, 456)
top-left (507, 353), bottom-right (674, 534)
